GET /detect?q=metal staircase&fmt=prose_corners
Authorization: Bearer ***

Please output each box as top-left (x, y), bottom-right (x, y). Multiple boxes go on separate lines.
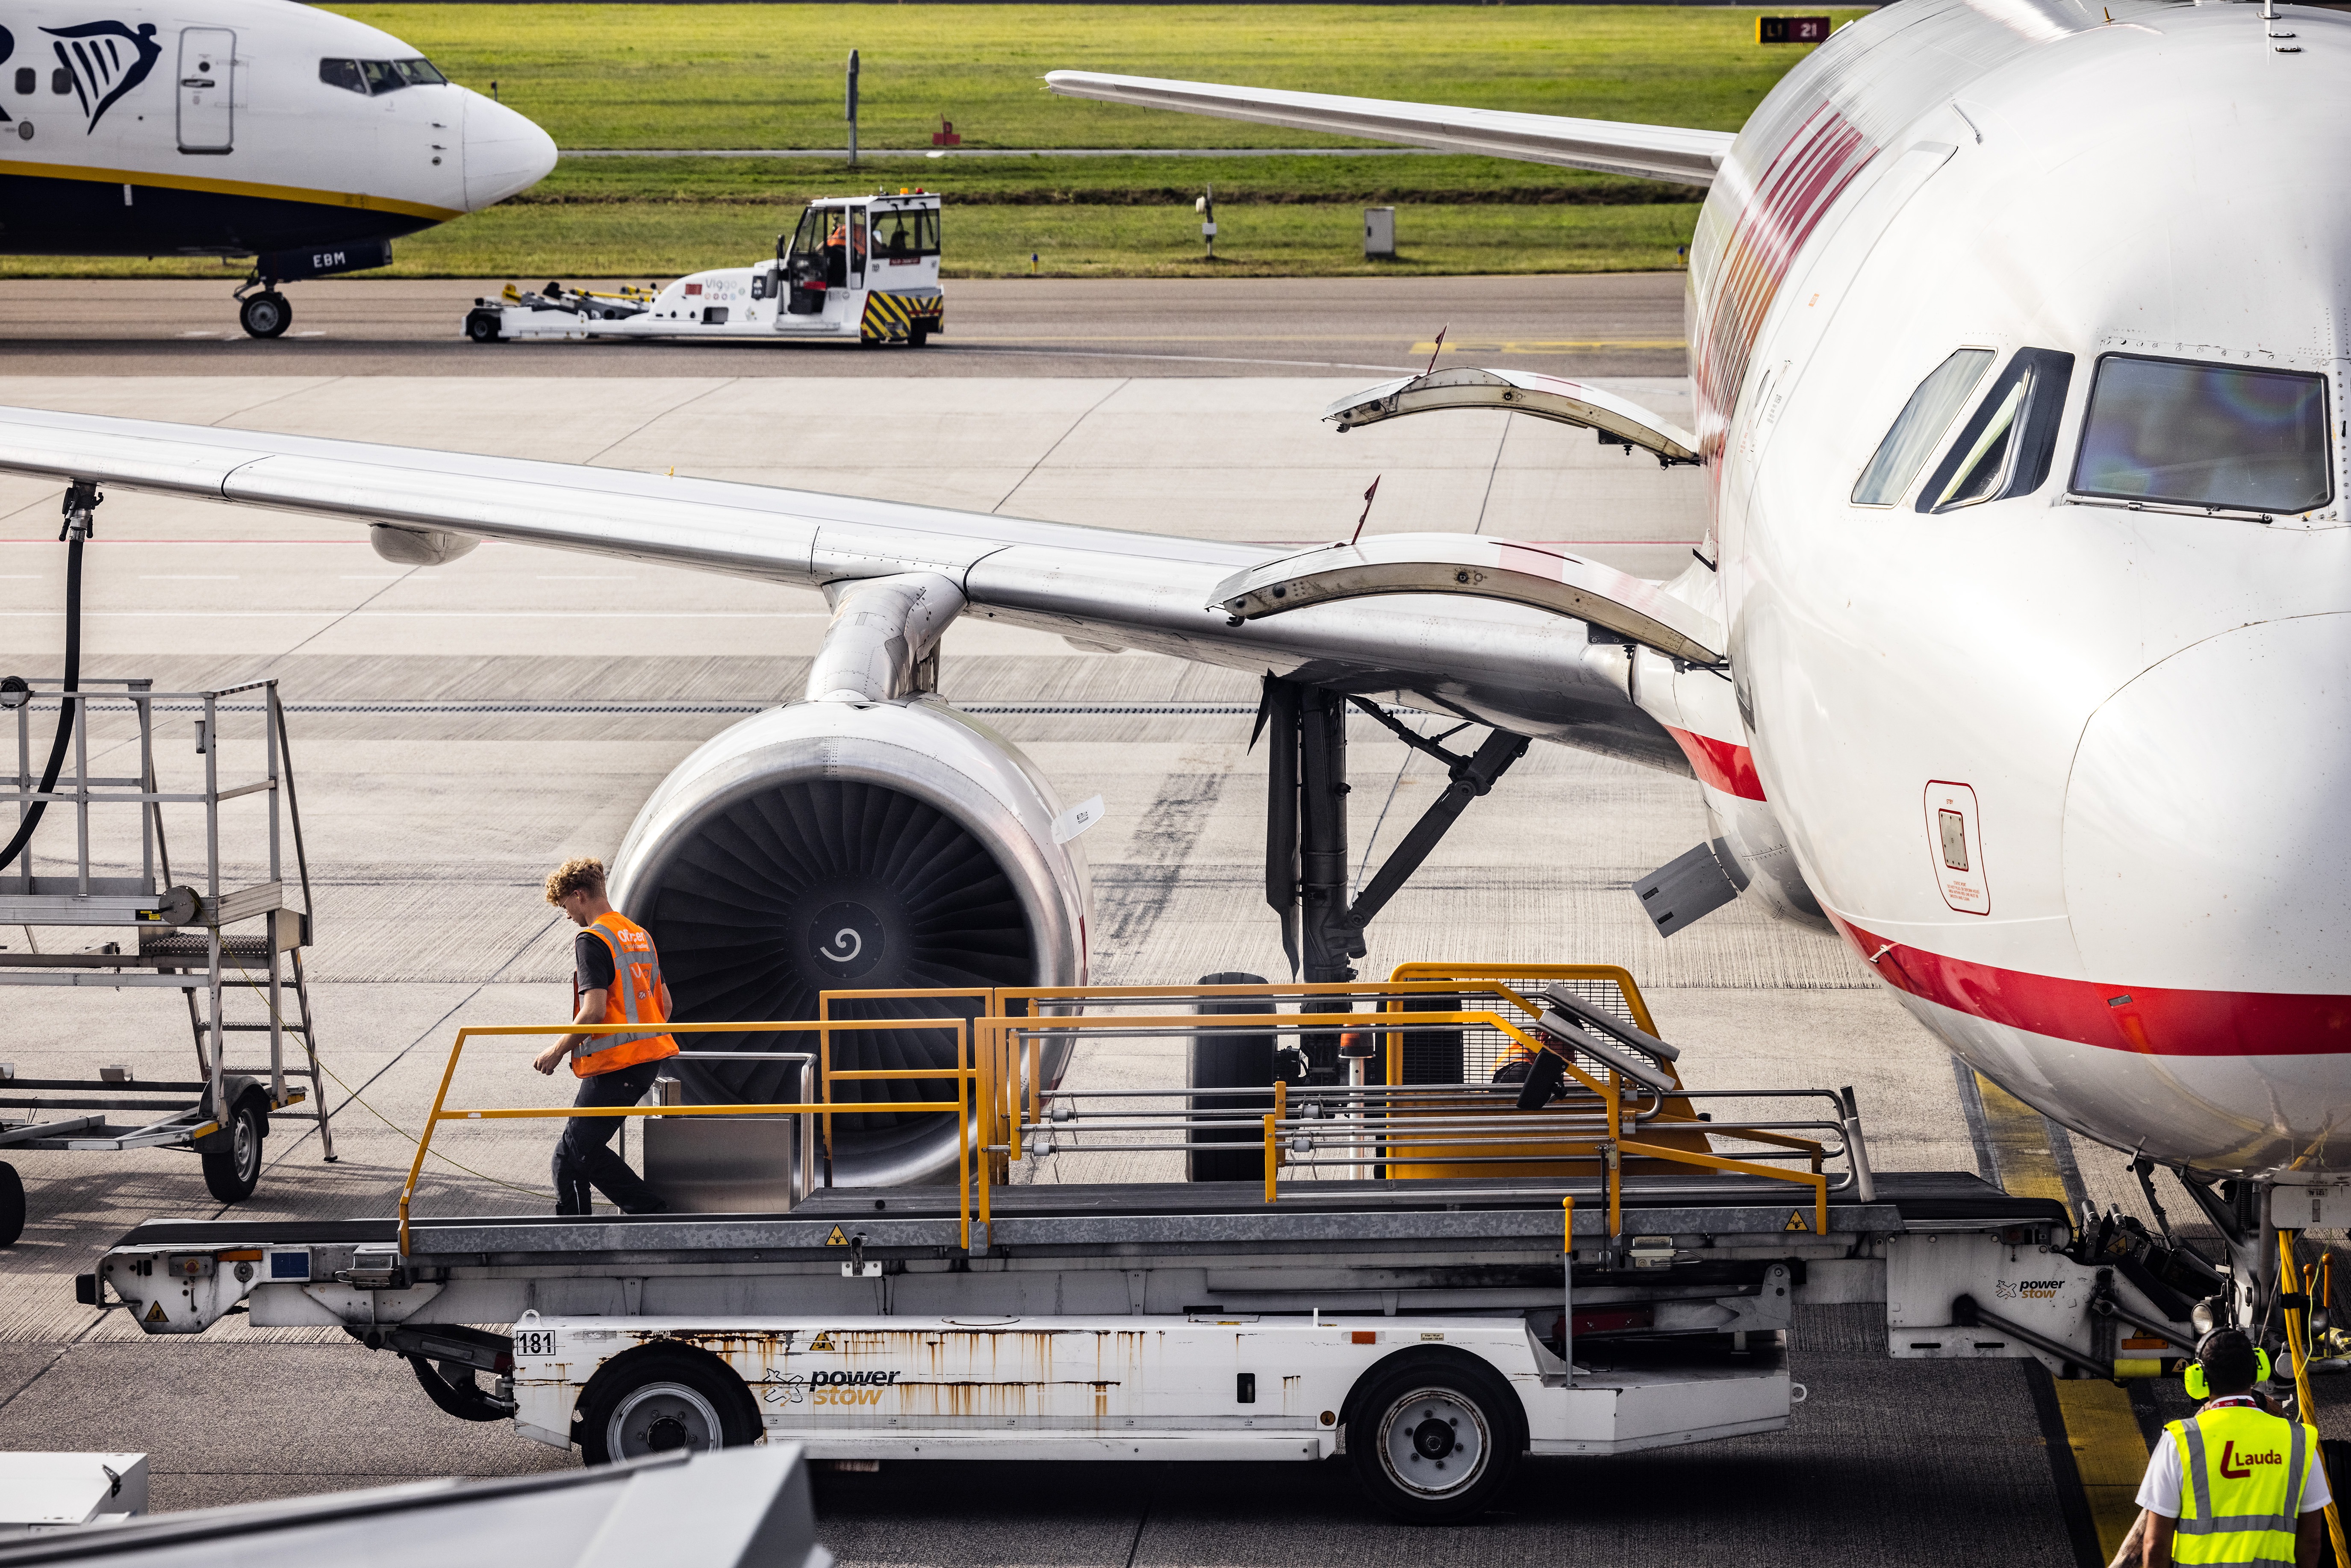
top-left (0, 676), bottom-right (335, 1230)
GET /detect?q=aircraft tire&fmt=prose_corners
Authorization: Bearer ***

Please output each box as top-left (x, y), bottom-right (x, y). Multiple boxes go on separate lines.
top-left (239, 291), bottom-right (292, 340)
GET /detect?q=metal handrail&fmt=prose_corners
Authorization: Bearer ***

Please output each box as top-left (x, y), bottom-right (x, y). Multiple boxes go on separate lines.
top-left (809, 974), bottom-right (1861, 1240)
top-left (399, 1017), bottom-right (978, 1254)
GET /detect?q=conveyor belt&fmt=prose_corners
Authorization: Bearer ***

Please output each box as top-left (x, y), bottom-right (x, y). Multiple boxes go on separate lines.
top-left (115, 1170), bottom-right (2063, 1260)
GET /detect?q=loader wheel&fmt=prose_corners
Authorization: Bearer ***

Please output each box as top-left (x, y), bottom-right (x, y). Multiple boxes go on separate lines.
top-left (908, 325), bottom-right (931, 347)
top-left (577, 1345), bottom-right (762, 1465)
top-left (1347, 1354), bottom-right (1523, 1524)
top-left (239, 290), bottom-right (291, 339)
top-left (201, 1097), bottom-right (265, 1203)
top-left (465, 310), bottom-right (502, 344)
top-left (0, 1163), bottom-right (22, 1248)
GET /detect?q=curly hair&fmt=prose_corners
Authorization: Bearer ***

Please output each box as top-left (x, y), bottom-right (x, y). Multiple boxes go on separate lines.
top-left (543, 856), bottom-right (607, 905)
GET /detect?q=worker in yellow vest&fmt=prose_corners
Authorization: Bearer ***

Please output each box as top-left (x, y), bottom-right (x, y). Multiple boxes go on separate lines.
top-left (535, 857), bottom-right (678, 1216)
top-left (2133, 1326), bottom-right (2330, 1566)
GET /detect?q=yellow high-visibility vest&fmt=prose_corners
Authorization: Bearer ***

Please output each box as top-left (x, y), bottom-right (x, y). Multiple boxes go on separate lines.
top-left (2167, 1403), bottom-right (2314, 1567)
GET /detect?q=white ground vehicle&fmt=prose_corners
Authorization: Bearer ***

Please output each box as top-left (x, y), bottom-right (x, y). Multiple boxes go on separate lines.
top-left (465, 192), bottom-right (943, 347)
top-left (78, 971), bottom-right (2207, 1523)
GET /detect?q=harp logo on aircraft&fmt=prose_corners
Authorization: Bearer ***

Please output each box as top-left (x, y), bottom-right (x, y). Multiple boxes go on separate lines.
top-left (28, 19), bottom-right (163, 133)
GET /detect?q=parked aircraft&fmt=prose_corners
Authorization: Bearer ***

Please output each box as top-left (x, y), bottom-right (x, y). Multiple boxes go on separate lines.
top-left (0, 0), bottom-right (555, 335)
top-left (0, 0), bottom-right (2339, 1213)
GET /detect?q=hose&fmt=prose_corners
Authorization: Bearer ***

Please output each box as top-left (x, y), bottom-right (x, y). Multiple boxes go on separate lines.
top-left (0, 497), bottom-right (88, 874)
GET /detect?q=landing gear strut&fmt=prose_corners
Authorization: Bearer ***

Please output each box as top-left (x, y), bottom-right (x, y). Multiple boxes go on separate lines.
top-left (1254, 677), bottom-right (1528, 1083)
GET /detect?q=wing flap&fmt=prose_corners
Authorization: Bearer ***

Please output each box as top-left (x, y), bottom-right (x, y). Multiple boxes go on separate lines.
top-left (1210, 533), bottom-right (1724, 666)
top-left (1043, 71), bottom-right (1733, 186)
top-left (1325, 368), bottom-right (1701, 464)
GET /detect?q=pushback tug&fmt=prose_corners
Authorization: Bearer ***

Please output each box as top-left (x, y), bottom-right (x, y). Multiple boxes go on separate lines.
top-left (465, 191), bottom-right (943, 347)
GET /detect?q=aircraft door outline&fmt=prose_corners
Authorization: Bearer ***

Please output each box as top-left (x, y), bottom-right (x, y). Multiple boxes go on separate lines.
top-left (177, 27), bottom-right (232, 153)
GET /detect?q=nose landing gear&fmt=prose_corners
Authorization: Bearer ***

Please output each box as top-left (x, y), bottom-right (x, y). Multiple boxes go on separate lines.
top-left (235, 282), bottom-right (292, 339)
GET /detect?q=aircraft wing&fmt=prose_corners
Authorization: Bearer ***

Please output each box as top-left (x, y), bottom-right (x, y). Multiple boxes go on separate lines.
top-left (1043, 71), bottom-right (1733, 186)
top-left (0, 403), bottom-right (1699, 774)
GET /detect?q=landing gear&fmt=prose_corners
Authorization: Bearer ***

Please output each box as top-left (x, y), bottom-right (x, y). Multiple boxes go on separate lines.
top-left (1254, 677), bottom-right (1529, 1080)
top-left (238, 289), bottom-right (291, 339)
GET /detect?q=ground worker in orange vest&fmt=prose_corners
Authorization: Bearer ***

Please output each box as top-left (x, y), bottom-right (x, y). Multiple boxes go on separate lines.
top-left (535, 856), bottom-right (677, 1216)
top-left (2124, 1324), bottom-right (2331, 1567)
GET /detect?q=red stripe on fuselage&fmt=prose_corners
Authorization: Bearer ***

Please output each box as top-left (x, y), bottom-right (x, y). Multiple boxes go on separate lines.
top-left (1832, 915), bottom-right (2351, 1059)
top-left (1664, 726), bottom-right (1765, 800)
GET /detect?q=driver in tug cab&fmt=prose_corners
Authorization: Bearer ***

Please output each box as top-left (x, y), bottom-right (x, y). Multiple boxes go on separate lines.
top-left (535, 856), bottom-right (675, 1216)
top-left (822, 215), bottom-right (866, 288)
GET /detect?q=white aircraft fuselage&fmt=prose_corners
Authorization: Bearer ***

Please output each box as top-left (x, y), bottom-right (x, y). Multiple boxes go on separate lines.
top-left (0, 0), bottom-right (553, 259)
top-left (1665, 0), bottom-right (2350, 1179)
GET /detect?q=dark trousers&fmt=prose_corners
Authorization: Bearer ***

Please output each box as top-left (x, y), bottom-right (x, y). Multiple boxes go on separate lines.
top-left (553, 1060), bottom-right (664, 1215)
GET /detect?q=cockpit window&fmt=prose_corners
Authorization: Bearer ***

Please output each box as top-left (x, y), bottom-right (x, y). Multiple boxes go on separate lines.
top-left (324, 58), bottom-right (448, 95)
top-left (1852, 348), bottom-right (1994, 506)
top-left (2071, 354), bottom-right (2332, 514)
top-left (1917, 349), bottom-right (2074, 513)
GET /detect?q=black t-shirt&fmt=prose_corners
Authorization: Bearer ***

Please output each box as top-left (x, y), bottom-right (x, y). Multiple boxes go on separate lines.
top-left (575, 930), bottom-right (615, 993)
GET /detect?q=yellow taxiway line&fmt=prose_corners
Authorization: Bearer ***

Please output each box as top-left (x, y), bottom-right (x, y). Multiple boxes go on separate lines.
top-left (1975, 1071), bottom-right (2148, 1564)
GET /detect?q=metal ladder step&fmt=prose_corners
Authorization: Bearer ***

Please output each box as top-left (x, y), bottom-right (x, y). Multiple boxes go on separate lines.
top-left (141, 936), bottom-right (282, 962)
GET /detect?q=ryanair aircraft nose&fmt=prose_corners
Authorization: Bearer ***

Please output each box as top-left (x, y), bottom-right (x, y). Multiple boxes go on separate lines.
top-left (461, 90), bottom-right (558, 212)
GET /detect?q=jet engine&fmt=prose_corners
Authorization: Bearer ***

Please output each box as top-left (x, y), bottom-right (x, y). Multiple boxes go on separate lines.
top-left (607, 574), bottom-right (1090, 1189)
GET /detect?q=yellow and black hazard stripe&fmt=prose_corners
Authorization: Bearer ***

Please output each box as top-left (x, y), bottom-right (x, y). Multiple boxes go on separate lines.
top-left (859, 292), bottom-right (945, 343)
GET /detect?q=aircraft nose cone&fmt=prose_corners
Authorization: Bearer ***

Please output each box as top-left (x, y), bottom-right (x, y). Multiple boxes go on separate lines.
top-left (461, 91), bottom-right (558, 211)
top-left (2065, 614), bottom-right (2351, 1018)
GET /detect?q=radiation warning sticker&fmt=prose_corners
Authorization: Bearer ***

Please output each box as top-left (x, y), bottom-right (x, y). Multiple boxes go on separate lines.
top-left (824, 1226), bottom-right (849, 1247)
top-left (144, 1301), bottom-right (168, 1323)
top-left (1784, 1209), bottom-right (1812, 1233)
top-left (810, 1331), bottom-right (834, 1352)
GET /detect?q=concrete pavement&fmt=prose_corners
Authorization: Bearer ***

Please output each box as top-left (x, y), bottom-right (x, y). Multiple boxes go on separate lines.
top-left (0, 273), bottom-right (1688, 379)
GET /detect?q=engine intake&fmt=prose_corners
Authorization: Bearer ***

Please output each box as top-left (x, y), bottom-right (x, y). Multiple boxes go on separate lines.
top-left (609, 695), bottom-right (1089, 1189)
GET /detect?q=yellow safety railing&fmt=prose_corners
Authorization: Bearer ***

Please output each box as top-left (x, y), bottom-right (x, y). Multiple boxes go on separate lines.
top-left (398, 1017), bottom-right (978, 1253)
top-left (912, 978), bottom-right (1836, 1237)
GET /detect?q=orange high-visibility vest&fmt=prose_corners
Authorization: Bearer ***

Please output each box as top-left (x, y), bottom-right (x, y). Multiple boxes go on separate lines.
top-left (572, 911), bottom-right (678, 1077)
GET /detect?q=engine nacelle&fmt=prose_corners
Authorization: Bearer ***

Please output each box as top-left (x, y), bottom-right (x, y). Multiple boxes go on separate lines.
top-left (609, 695), bottom-right (1090, 1188)
top-left (369, 523), bottom-right (480, 566)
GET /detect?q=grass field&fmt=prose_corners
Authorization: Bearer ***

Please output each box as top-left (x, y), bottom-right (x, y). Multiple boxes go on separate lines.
top-left (324, 4), bottom-right (1861, 150)
top-left (0, 200), bottom-right (1700, 280)
top-left (8, 7), bottom-right (1856, 279)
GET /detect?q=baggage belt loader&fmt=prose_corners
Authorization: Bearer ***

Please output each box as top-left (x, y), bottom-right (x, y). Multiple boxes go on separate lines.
top-left (466, 191), bottom-right (943, 348)
top-left (77, 969), bottom-right (2214, 1522)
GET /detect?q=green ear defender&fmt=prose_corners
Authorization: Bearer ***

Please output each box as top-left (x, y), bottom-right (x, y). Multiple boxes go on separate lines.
top-left (2184, 1347), bottom-right (2273, 1399)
